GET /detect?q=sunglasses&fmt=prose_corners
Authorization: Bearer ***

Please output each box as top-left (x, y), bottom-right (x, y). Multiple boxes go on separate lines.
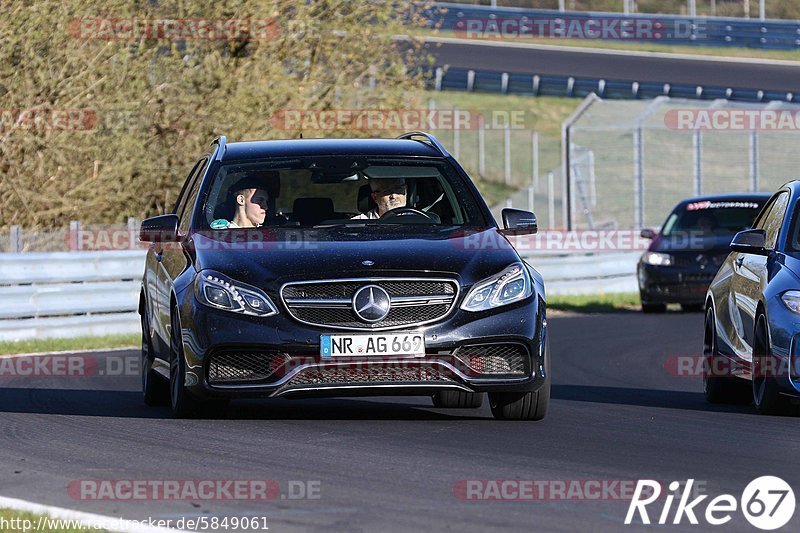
top-left (373, 185), bottom-right (407, 196)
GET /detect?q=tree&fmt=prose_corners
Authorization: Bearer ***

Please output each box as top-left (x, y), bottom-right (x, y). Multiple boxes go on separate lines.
top-left (0, 0), bottom-right (430, 229)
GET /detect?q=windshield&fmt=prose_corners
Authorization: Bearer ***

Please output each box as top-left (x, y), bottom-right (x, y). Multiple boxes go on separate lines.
top-left (201, 157), bottom-right (489, 229)
top-left (660, 200), bottom-right (764, 237)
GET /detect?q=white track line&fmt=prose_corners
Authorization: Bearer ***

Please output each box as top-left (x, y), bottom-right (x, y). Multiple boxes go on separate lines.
top-left (397, 34), bottom-right (800, 67)
top-left (0, 495), bottom-right (187, 533)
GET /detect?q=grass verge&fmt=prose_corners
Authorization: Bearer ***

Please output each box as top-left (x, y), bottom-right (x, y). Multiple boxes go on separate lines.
top-left (548, 292), bottom-right (642, 312)
top-left (0, 509), bottom-right (110, 533)
top-left (0, 334), bottom-right (139, 356)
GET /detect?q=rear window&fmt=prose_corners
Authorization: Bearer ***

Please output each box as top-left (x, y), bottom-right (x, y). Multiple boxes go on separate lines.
top-left (661, 200), bottom-right (765, 237)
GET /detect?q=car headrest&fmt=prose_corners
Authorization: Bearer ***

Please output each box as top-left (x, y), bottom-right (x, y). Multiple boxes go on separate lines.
top-left (292, 197), bottom-right (334, 226)
top-left (358, 184), bottom-right (376, 214)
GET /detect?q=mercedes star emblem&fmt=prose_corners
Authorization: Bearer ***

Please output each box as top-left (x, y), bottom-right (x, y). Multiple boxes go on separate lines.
top-left (352, 285), bottom-right (391, 323)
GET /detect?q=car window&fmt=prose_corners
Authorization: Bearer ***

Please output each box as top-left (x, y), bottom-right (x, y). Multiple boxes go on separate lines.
top-left (202, 157), bottom-right (489, 228)
top-left (760, 192), bottom-right (789, 249)
top-left (178, 158), bottom-right (208, 234)
top-left (660, 199), bottom-right (765, 237)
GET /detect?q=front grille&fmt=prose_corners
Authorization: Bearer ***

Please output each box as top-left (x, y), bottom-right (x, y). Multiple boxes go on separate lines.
top-left (681, 273), bottom-right (715, 283)
top-left (454, 344), bottom-right (528, 375)
top-left (281, 278), bottom-right (459, 330)
top-left (207, 351), bottom-right (289, 384)
top-left (672, 253), bottom-right (728, 268)
top-left (287, 364), bottom-right (454, 386)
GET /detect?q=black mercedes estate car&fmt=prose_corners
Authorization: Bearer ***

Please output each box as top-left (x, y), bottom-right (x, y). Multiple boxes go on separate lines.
top-left (637, 193), bottom-right (770, 313)
top-left (138, 133), bottom-right (549, 420)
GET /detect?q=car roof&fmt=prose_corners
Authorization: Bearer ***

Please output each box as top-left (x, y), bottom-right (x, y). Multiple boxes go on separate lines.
top-left (220, 138), bottom-right (444, 161)
top-left (675, 192), bottom-right (772, 207)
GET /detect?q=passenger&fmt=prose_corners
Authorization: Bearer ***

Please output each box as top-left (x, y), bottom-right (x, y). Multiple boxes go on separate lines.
top-left (211, 177), bottom-right (270, 229)
top-left (352, 179), bottom-right (407, 219)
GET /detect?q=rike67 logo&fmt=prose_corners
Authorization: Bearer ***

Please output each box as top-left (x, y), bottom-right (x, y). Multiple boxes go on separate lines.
top-left (625, 477), bottom-right (795, 530)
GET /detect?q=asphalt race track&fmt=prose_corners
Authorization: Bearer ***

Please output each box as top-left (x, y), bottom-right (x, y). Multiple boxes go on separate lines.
top-left (426, 38), bottom-right (800, 93)
top-left (1, 312), bottom-right (799, 532)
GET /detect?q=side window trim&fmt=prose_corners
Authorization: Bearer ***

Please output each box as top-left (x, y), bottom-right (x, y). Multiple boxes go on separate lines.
top-left (174, 158), bottom-right (205, 215)
top-left (178, 158), bottom-right (209, 234)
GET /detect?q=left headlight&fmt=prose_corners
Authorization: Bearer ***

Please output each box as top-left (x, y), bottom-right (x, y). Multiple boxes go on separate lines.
top-left (642, 252), bottom-right (673, 266)
top-left (781, 290), bottom-right (800, 314)
top-left (195, 270), bottom-right (279, 317)
top-left (461, 262), bottom-right (532, 312)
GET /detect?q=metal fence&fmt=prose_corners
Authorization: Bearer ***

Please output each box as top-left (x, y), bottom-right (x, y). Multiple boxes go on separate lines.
top-left (428, 2), bottom-right (800, 49)
top-left (0, 251), bottom-right (144, 342)
top-left (562, 94), bottom-right (800, 229)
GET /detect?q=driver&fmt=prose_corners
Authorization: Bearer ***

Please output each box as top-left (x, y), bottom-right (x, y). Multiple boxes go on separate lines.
top-left (352, 178), bottom-right (407, 219)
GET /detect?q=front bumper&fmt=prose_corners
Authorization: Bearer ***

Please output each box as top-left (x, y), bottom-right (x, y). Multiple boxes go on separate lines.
top-left (638, 263), bottom-right (717, 305)
top-left (176, 292), bottom-right (547, 399)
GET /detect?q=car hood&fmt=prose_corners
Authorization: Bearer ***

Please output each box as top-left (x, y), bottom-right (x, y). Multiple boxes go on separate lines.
top-left (190, 226), bottom-right (521, 289)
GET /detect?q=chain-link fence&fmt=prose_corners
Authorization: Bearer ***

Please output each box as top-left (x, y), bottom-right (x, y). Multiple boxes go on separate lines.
top-left (565, 95), bottom-right (800, 229)
top-left (425, 99), bottom-right (564, 226)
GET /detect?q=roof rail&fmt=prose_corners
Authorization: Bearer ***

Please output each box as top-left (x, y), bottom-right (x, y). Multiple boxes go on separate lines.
top-left (211, 135), bottom-right (227, 161)
top-left (397, 131), bottom-right (450, 157)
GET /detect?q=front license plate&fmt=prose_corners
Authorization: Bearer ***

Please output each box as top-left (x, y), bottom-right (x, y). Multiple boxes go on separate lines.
top-left (320, 333), bottom-right (425, 358)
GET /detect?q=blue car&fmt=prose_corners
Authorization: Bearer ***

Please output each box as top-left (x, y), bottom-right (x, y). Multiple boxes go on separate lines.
top-left (705, 181), bottom-right (800, 415)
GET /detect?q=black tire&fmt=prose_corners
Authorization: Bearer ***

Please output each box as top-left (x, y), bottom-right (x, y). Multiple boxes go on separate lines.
top-left (752, 314), bottom-right (793, 415)
top-left (681, 303), bottom-right (704, 313)
top-left (489, 342), bottom-right (550, 421)
top-left (169, 311), bottom-right (228, 418)
top-left (641, 303), bottom-right (667, 313)
top-left (141, 314), bottom-right (169, 407)
top-left (703, 307), bottom-right (749, 404)
top-left (432, 390), bottom-right (483, 408)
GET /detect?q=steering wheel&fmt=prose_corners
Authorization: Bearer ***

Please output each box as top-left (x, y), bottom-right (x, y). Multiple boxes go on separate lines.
top-left (379, 207), bottom-right (437, 222)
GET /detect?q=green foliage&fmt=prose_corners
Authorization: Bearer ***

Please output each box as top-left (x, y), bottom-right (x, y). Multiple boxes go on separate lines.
top-left (0, 1), bottom-right (430, 229)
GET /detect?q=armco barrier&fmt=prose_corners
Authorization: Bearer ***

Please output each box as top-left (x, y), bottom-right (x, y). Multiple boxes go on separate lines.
top-left (426, 2), bottom-right (800, 50)
top-left (0, 251), bottom-right (145, 342)
top-left (0, 249), bottom-right (639, 342)
top-left (432, 66), bottom-right (796, 104)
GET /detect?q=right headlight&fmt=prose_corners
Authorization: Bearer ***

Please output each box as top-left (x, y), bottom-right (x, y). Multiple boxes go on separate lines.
top-left (781, 291), bottom-right (800, 314)
top-left (194, 270), bottom-right (278, 317)
top-left (461, 263), bottom-right (532, 312)
top-left (642, 252), bottom-right (673, 266)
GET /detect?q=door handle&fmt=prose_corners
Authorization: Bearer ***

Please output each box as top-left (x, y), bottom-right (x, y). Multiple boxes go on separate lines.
top-left (735, 257), bottom-right (744, 267)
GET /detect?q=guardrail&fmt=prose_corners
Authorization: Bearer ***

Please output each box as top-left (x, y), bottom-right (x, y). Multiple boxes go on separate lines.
top-left (431, 66), bottom-right (796, 103)
top-left (0, 249), bottom-right (639, 341)
top-left (427, 2), bottom-right (800, 50)
top-left (0, 251), bottom-right (145, 342)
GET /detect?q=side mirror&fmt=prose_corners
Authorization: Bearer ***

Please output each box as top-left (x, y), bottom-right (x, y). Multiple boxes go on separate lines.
top-left (140, 214), bottom-right (180, 243)
top-left (500, 209), bottom-right (537, 236)
top-left (640, 228), bottom-right (656, 239)
top-left (730, 229), bottom-right (769, 256)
